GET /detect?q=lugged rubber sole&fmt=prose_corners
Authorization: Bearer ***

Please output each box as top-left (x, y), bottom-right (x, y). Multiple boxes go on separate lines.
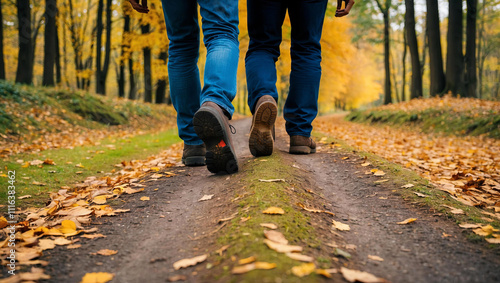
top-left (193, 108), bottom-right (238, 174)
top-left (249, 101), bottom-right (278, 157)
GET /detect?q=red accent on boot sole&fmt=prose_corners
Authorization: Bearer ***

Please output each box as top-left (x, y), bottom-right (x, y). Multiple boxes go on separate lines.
top-left (217, 140), bottom-right (226, 148)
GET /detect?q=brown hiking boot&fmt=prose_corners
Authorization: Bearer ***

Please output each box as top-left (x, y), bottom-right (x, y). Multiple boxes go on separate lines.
top-left (182, 143), bottom-right (206, 166)
top-left (249, 95), bottom-right (278, 157)
top-left (193, 102), bottom-right (238, 174)
top-left (289, 135), bottom-right (316, 154)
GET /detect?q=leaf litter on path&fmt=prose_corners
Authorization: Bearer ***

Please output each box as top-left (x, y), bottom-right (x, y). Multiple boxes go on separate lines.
top-left (173, 254), bottom-right (208, 270)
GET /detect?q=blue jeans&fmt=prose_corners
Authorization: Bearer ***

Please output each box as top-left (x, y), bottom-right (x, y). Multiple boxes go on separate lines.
top-left (245, 0), bottom-right (328, 137)
top-left (161, 0), bottom-right (239, 145)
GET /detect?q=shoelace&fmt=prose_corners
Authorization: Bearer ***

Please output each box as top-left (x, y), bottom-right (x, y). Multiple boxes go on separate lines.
top-left (229, 124), bottom-right (236, 134)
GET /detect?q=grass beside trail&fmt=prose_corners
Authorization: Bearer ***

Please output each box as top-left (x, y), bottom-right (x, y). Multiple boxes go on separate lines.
top-left (0, 129), bottom-right (181, 208)
top-left (314, 133), bottom-right (500, 248)
top-left (212, 154), bottom-right (329, 283)
top-left (347, 96), bottom-right (500, 139)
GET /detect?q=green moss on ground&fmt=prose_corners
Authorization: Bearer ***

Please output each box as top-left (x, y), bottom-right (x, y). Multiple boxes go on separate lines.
top-left (212, 155), bottom-right (327, 283)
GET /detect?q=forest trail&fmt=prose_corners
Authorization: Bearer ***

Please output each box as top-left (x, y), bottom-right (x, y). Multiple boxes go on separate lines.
top-left (10, 118), bottom-right (500, 283)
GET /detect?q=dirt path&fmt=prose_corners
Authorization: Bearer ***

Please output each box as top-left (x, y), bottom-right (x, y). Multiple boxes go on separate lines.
top-left (43, 118), bottom-right (500, 283)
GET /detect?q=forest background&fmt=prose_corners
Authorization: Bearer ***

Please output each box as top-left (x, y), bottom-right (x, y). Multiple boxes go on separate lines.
top-left (0, 0), bottom-right (499, 115)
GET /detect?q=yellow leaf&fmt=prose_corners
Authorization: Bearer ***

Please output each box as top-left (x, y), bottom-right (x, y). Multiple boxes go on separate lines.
top-left (140, 196), bottom-right (150, 201)
top-left (59, 220), bottom-right (78, 236)
top-left (473, 225), bottom-right (499, 236)
top-left (0, 216), bottom-right (8, 229)
top-left (96, 249), bottom-right (118, 256)
top-left (291, 263), bottom-right (316, 277)
top-left (459, 223), bottom-right (481, 229)
top-left (316, 269), bottom-right (334, 278)
top-left (254, 262), bottom-right (276, 270)
top-left (54, 237), bottom-right (73, 245)
top-left (238, 256), bottom-right (256, 265)
top-left (80, 272), bottom-right (115, 283)
top-left (262, 207), bottom-right (285, 215)
top-left (232, 262), bottom-right (277, 274)
top-left (332, 220), bottom-right (350, 231)
top-left (76, 163), bottom-right (84, 168)
top-left (81, 234), bottom-right (106, 239)
top-left (173, 254), bottom-right (208, 270)
top-left (397, 218), bottom-right (417, 225)
top-left (486, 238), bottom-right (500, 244)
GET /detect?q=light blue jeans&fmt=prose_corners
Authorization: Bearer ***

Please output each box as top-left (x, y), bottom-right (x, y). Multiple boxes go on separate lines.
top-left (161, 0), bottom-right (239, 145)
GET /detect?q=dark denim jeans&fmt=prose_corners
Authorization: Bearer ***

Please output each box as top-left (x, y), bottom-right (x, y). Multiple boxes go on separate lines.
top-left (161, 0), bottom-right (239, 145)
top-left (246, 0), bottom-right (328, 137)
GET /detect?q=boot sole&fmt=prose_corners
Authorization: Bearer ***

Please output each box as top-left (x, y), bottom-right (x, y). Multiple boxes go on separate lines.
top-left (289, 146), bottom-right (317, 155)
top-left (182, 156), bottom-right (206, 167)
top-left (249, 101), bottom-right (278, 157)
top-left (193, 107), bottom-right (238, 174)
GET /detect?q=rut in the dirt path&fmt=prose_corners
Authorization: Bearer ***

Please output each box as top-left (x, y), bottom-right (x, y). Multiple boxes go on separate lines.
top-left (41, 118), bottom-right (499, 283)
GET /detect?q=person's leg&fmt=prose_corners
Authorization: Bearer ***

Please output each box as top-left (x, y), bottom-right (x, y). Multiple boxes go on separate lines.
top-left (193, 0), bottom-right (240, 174)
top-left (198, 0), bottom-right (240, 117)
top-left (284, 0), bottom-right (328, 138)
top-left (161, 0), bottom-right (201, 145)
top-left (245, 0), bottom-right (287, 113)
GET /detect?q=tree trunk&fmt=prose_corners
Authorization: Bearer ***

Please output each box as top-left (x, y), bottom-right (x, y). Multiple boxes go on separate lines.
top-left (16, 0), bottom-right (33, 85)
top-left (95, 0), bottom-right (112, 95)
top-left (155, 50), bottom-right (168, 104)
top-left (405, 0), bottom-right (423, 99)
top-left (43, 0), bottom-right (57, 86)
top-left (55, 23), bottom-right (62, 85)
top-left (118, 13), bottom-right (130, 98)
top-left (383, 10), bottom-right (392, 104)
top-left (142, 23), bottom-right (152, 103)
top-left (402, 27), bottom-right (407, 101)
top-left (0, 1), bottom-right (5, 80)
top-left (128, 57), bottom-right (136, 100)
top-left (465, 0), bottom-right (477, 97)
top-left (445, 0), bottom-right (464, 96)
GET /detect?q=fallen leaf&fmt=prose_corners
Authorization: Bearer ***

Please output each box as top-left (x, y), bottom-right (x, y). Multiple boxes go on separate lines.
top-left (18, 195), bottom-right (32, 199)
top-left (80, 272), bottom-right (114, 283)
top-left (17, 267), bottom-right (51, 281)
top-left (238, 256), bottom-right (256, 265)
top-left (332, 220), bottom-right (350, 231)
top-left (216, 245), bottom-right (230, 256)
top-left (39, 239), bottom-right (56, 250)
top-left (459, 223), bottom-right (481, 229)
top-left (334, 248), bottom-right (351, 259)
top-left (264, 230), bottom-right (288, 245)
top-left (54, 238), bottom-right (73, 245)
top-left (263, 239), bottom-right (302, 253)
top-left (140, 196), bottom-right (150, 201)
top-left (316, 269), bottom-right (334, 278)
top-left (371, 169), bottom-right (386, 176)
top-left (167, 275), bottom-right (187, 282)
top-left (368, 255), bottom-right (384, 262)
top-left (361, 162), bottom-right (371, 167)
top-left (32, 181), bottom-right (47, 186)
top-left (96, 249), bottom-right (118, 256)
top-left (67, 244), bottom-right (82, 249)
top-left (0, 216), bottom-right (7, 229)
top-left (76, 163), bottom-right (85, 168)
top-left (173, 254), bottom-right (208, 270)
top-left (198, 194), bottom-right (214, 202)
top-left (30, 160), bottom-right (44, 166)
top-left (442, 205), bottom-right (464, 215)
top-left (286, 253), bottom-right (314, 262)
top-left (401, 184), bottom-right (414, 189)
top-left (473, 225), bottom-right (499, 236)
top-left (232, 262), bottom-right (277, 274)
top-left (240, 216), bottom-right (251, 223)
top-left (255, 262), bottom-right (277, 270)
top-left (414, 192), bottom-right (429, 198)
top-left (259, 179), bottom-right (285, 182)
top-left (260, 223), bottom-right (278, 230)
top-left (297, 202), bottom-right (335, 216)
top-left (262, 207), bottom-right (285, 215)
top-left (92, 195), bottom-right (108, 204)
top-left (397, 218), bottom-right (417, 225)
top-left (81, 233), bottom-right (106, 239)
top-left (59, 220), bottom-right (78, 236)
top-left (486, 238), bottom-right (500, 244)
top-left (291, 263), bottom-right (316, 277)
top-left (374, 179), bottom-right (389, 183)
top-left (340, 267), bottom-right (385, 283)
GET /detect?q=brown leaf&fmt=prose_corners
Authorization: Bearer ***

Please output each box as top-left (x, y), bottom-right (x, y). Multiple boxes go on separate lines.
top-left (340, 267), bottom-right (386, 283)
top-left (260, 223), bottom-right (278, 230)
top-left (332, 220), bottom-right (350, 231)
top-left (81, 233), bottom-right (106, 239)
top-left (263, 239), bottom-right (302, 253)
top-left (259, 179), bottom-right (285, 182)
top-left (297, 202), bottom-right (335, 216)
top-left (167, 275), bottom-right (187, 282)
top-left (459, 223), bottom-right (481, 229)
top-left (264, 230), bottom-right (288, 245)
top-left (286, 253), bottom-right (314, 262)
top-left (96, 249), bottom-right (118, 256)
top-left (442, 205), bottom-right (464, 215)
top-left (38, 239), bottom-right (56, 250)
top-left (140, 196), bottom-right (150, 201)
top-left (198, 194), bottom-right (214, 202)
top-left (397, 218), bottom-right (417, 225)
top-left (173, 254), bottom-right (208, 270)
top-left (368, 255), bottom-right (384, 262)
